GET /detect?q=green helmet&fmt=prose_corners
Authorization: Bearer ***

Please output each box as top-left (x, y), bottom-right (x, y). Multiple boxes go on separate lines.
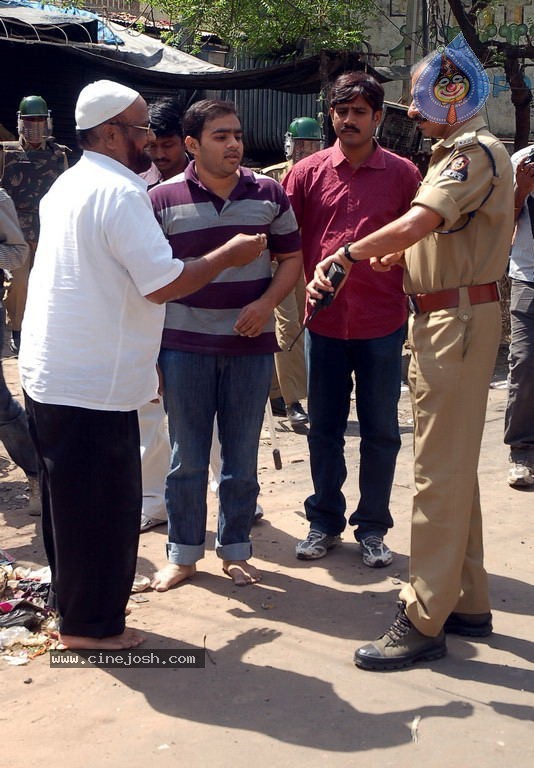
top-left (19, 95), bottom-right (49, 117)
top-left (284, 117), bottom-right (323, 158)
top-left (287, 117), bottom-right (322, 141)
top-left (18, 96), bottom-right (52, 144)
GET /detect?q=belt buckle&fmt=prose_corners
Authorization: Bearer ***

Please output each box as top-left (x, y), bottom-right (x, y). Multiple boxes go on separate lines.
top-left (408, 295), bottom-right (420, 315)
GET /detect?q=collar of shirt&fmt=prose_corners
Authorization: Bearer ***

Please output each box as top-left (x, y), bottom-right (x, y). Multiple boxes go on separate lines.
top-left (185, 162), bottom-right (259, 199)
top-left (330, 138), bottom-right (387, 170)
top-left (83, 150), bottom-right (148, 191)
top-left (434, 114), bottom-right (487, 152)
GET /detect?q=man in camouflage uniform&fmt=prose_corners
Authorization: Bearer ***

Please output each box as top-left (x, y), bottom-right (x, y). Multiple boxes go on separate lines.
top-left (0, 95), bottom-right (69, 353)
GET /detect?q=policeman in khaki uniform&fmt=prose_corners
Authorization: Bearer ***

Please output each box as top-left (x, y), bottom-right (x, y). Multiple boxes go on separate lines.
top-left (0, 95), bottom-right (69, 352)
top-left (263, 117), bottom-right (323, 429)
top-left (308, 35), bottom-right (514, 670)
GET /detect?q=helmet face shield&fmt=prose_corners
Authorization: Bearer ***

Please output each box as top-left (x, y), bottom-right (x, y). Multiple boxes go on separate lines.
top-left (18, 115), bottom-right (52, 144)
top-left (17, 95), bottom-right (52, 144)
top-left (285, 117), bottom-right (323, 158)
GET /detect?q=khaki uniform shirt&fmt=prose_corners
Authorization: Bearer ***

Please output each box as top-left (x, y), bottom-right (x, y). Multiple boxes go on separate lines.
top-left (262, 160), bottom-right (290, 183)
top-left (404, 115), bottom-right (514, 294)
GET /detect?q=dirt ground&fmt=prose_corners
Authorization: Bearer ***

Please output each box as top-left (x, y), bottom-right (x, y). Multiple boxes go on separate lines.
top-left (1, 347), bottom-right (533, 768)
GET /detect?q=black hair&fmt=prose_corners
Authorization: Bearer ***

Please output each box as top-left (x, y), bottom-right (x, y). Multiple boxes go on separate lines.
top-left (329, 71), bottom-right (384, 114)
top-left (76, 127), bottom-right (99, 150)
top-left (148, 98), bottom-right (184, 139)
top-left (183, 99), bottom-right (239, 141)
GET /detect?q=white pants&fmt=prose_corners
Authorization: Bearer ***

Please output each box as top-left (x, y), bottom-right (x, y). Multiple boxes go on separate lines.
top-left (139, 400), bottom-right (170, 522)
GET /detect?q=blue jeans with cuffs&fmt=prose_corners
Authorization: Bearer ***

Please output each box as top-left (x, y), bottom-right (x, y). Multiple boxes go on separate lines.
top-left (159, 349), bottom-right (273, 565)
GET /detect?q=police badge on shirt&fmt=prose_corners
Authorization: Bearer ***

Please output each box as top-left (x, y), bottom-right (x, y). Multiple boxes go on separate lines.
top-left (441, 154), bottom-right (470, 182)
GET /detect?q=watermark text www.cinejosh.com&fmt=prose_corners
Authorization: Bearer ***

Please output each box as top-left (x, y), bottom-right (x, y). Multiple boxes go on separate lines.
top-left (49, 649), bottom-right (205, 669)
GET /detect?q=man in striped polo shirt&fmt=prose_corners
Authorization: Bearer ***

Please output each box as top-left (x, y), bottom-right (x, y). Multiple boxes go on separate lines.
top-left (150, 99), bottom-right (302, 589)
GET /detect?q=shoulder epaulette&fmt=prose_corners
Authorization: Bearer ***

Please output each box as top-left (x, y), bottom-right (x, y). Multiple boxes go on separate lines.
top-left (454, 131), bottom-right (478, 151)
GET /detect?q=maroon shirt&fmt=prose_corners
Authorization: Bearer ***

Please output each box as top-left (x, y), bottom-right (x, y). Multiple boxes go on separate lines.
top-left (283, 140), bottom-right (421, 339)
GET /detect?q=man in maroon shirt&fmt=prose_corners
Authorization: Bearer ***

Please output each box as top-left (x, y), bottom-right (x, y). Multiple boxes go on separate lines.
top-left (283, 72), bottom-right (421, 567)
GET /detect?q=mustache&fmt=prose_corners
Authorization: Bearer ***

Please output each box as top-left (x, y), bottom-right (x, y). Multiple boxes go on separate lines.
top-left (341, 126), bottom-right (360, 133)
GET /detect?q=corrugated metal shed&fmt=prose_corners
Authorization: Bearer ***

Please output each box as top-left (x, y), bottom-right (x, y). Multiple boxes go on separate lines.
top-left (214, 55), bottom-right (323, 159)
top-left (0, 3), bottom-right (386, 161)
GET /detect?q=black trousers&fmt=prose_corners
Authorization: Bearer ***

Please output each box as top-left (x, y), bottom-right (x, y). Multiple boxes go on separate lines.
top-left (25, 393), bottom-right (142, 638)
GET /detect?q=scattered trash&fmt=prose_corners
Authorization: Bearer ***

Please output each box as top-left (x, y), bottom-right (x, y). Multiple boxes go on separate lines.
top-left (0, 625), bottom-right (51, 649)
top-left (261, 599), bottom-right (274, 610)
top-left (0, 566), bottom-right (8, 597)
top-left (0, 601), bottom-right (45, 630)
top-left (129, 594), bottom-right (149, 604)
top-left (4, 654), bottom-right (30, 666)
top-left (0, 557), bottom-right (56, 663)
top-left (0, 549), bottom-right (15, 567)
top-left (411, 715), bottom-right (421, 743)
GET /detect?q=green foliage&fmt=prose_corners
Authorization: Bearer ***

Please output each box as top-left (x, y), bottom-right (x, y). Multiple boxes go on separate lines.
top-left (151, 0), bottom-right (373, 56)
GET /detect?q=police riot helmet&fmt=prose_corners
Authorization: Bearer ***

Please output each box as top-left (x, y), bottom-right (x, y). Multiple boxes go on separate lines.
top-left (18, 95), bottom-right (53, 144)
top-left (284, 117), bottom-right (323, 158)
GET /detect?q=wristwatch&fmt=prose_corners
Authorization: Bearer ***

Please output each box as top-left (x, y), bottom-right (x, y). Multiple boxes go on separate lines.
top-left (343, 243), bottom-right (357, 263)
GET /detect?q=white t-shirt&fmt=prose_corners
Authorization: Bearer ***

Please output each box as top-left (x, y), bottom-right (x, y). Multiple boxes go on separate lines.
top-left (19, 151), bottom-right (183, 411)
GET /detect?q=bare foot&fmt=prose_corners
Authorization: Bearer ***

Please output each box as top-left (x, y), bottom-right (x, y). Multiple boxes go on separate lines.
top-left (222, 560), bottom-right (262, 586)
top-left (151, 563), bottom-right (196, 592)
top-left (58, 626), bottom-right (145, 650)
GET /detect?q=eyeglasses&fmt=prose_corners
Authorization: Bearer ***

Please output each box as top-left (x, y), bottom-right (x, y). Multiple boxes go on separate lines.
top-left (108, 122), bottom-right (154, 136)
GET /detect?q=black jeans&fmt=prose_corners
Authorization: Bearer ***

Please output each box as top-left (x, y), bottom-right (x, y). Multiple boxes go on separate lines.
top-left (25, 393), bottom-right (141, 638)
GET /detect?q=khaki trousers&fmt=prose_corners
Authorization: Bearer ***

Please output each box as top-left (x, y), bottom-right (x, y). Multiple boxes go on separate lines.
top-left (270, 268), bottom-right (307, 404)
top-left (4, 241), bottom-right (36, 331)
top-left (400, 298), bottom-right (501, 636)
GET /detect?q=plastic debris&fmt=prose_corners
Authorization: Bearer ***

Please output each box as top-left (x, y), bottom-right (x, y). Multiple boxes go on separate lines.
top-left (0, 625), bottom-right (34, 648)
top-left (0, 603), bottom-right (45, 630)
top-left (411, 715), bottom-right (421, 743)
top-left (129, 594), bottom-right (149, 604)
top-left (0, 549), bottom-right (15, 567)
top-left (4, 653), bottom-right (30, 666)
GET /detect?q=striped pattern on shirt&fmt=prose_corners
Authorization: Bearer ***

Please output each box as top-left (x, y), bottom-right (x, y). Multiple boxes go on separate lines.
top-left (149, 164), bottom-right (301, 355)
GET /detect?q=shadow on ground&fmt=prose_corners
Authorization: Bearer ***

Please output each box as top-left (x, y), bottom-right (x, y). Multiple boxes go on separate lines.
top-left (88, 627), bottom-right (475, 752)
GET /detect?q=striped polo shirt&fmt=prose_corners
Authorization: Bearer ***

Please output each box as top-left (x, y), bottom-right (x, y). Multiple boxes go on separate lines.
top-left (149, 164), bottom-right (301, 355)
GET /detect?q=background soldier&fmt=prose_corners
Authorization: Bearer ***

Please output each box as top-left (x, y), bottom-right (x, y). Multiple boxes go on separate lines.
top-left (0, 95), bottom-right (69, 353)
top-left (264, 117), bottom-right (323, 429)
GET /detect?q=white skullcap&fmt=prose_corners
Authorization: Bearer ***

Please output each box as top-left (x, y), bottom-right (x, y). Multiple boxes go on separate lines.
top-left (75, 80), bottom-right (139, 130)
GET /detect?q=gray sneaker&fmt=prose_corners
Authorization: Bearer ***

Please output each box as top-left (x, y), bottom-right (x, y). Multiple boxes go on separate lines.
top-left (359, 536), bottom-right (393, 568)
top-left (508, 459), bottom-right (534, 488)
top-left (295, 529), bottom-right (341, 560)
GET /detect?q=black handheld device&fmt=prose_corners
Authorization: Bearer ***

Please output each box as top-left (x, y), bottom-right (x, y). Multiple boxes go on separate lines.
top-left (287, 262), bottom-right (346, 351)
top-left (311, 262), bottom-right (346, 312)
